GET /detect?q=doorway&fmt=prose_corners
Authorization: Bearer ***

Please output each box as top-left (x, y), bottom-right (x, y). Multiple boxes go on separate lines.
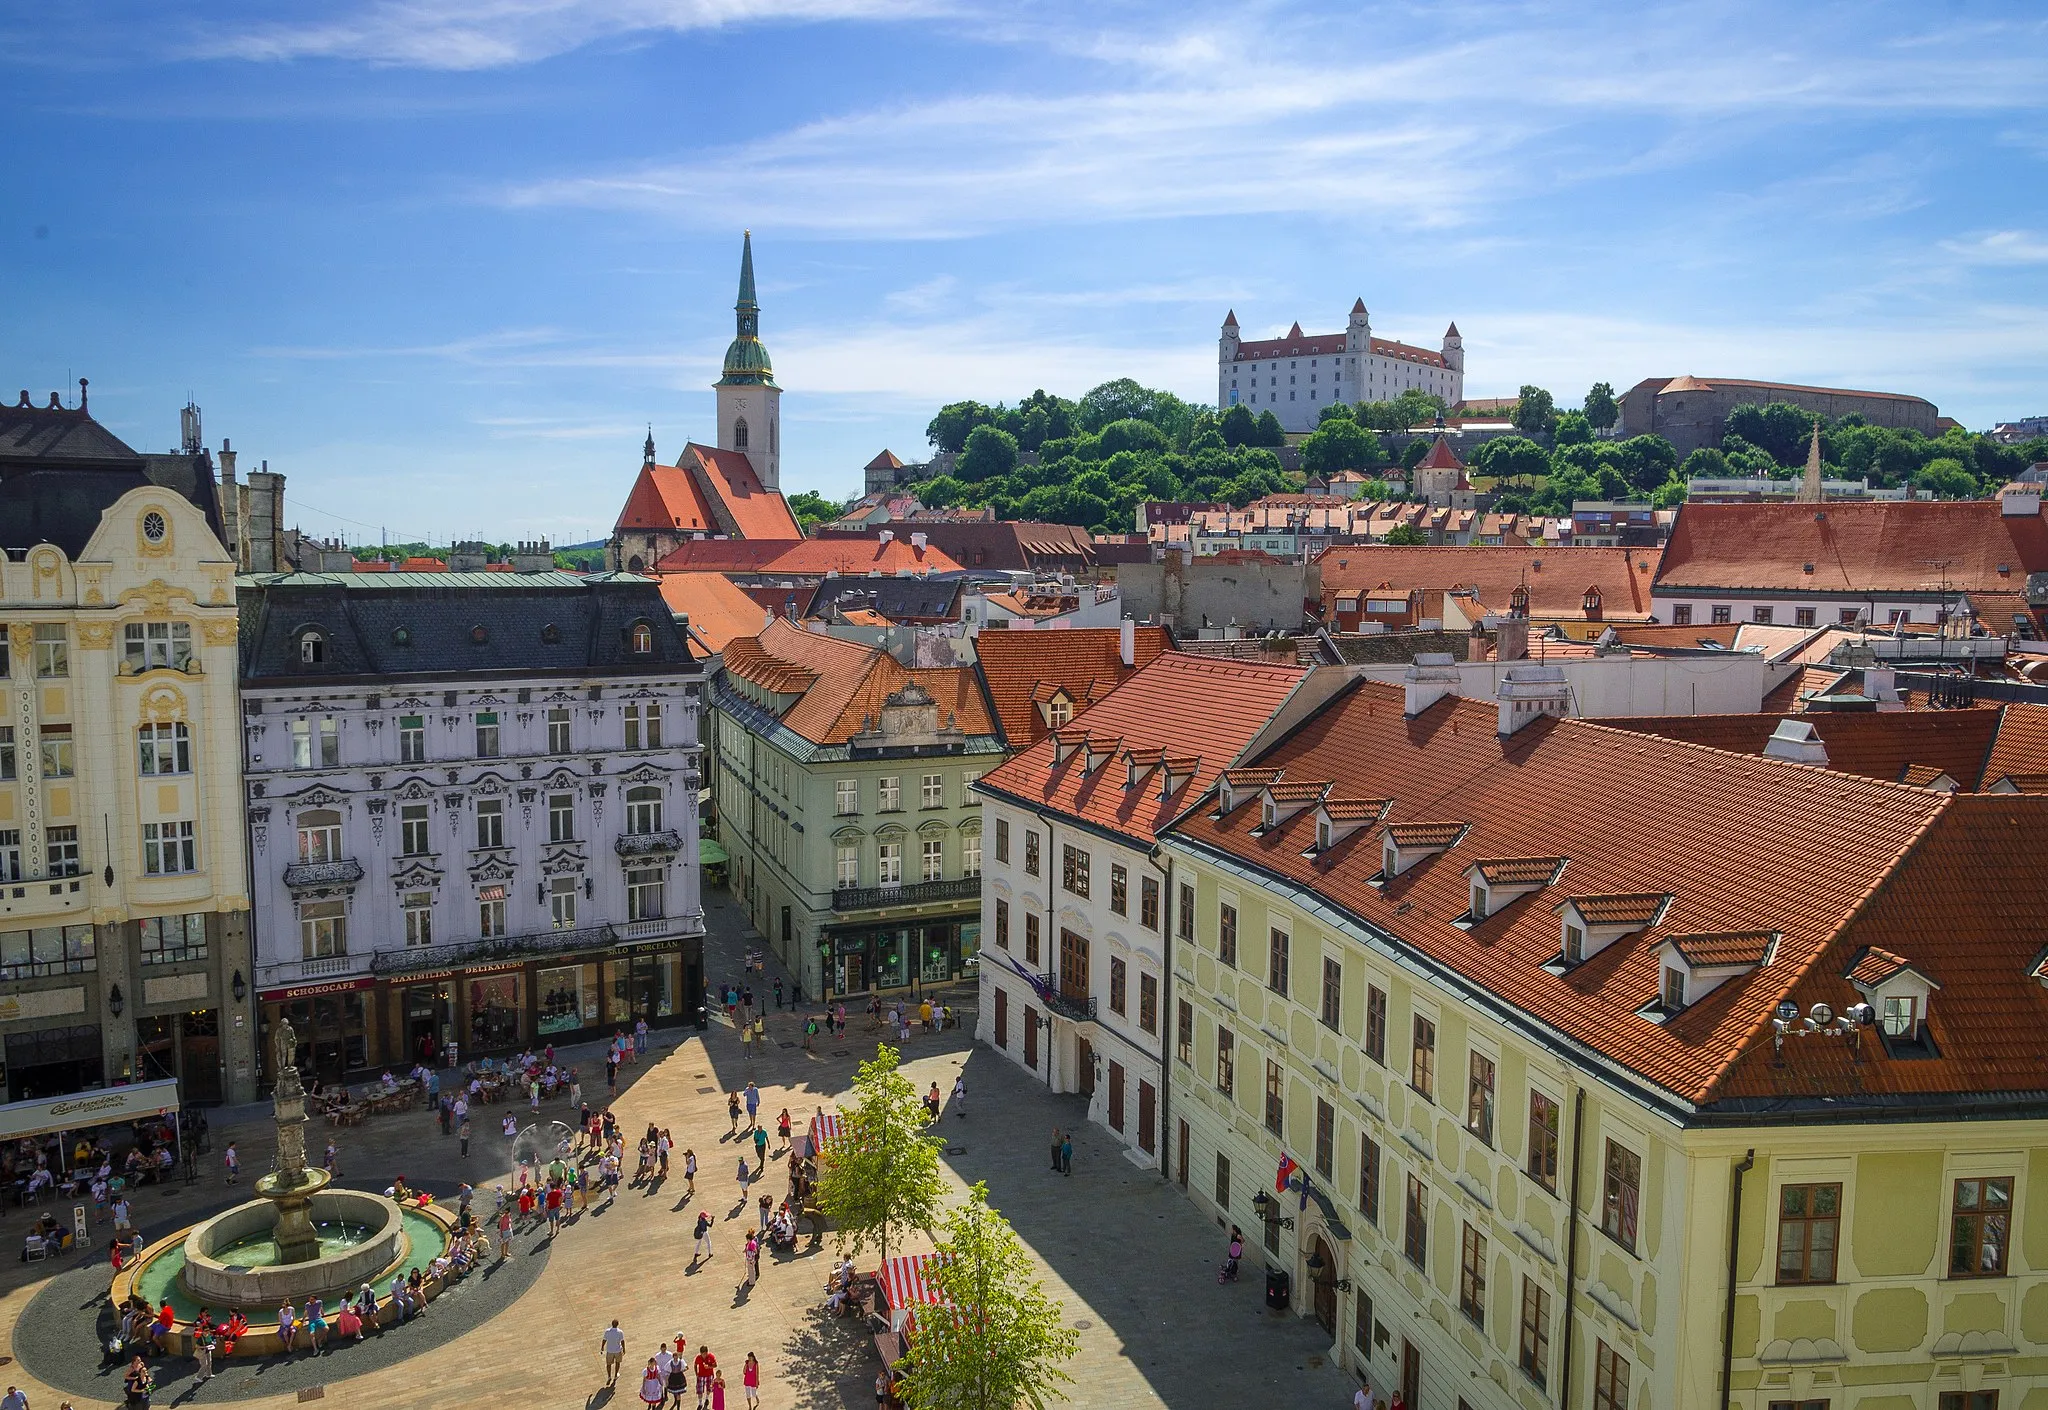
top-left (1138, 1080), bottom-right (1156, 1154)
top-left (1176, 1118), bottom-right (1189, 1188)
top-left (179, 1010), bottom-right (222, 1104)
top-left (1311, 1235), bottom-right (1337, 1334)
top-left (1076, 1037), bottom-right (1096, 1100)
top-left (1108, 1061), bottom-right (1125, 1132)
top-left (837, 951), bottom-right (866, 998)
top-left (1024, 1006), bottom-right (1039, 1070)
top-left (1401, 1340), bottom-right (1421, 1407)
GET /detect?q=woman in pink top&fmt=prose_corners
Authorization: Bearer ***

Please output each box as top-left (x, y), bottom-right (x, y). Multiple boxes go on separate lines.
top-left (742, 1353), bottom-right (761, 1409)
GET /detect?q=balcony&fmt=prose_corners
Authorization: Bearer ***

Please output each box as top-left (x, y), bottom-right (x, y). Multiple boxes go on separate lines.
top-left (257, 953), bottom-right (366, 987)
top-left (614, 830), bottom-right (684, 859)
top-left (282, 858), bottom-right (365, 891)
top-left (831, 876), bottom-right (981, 912)
top-left (370, 923), bottom-right (619, 977)
top-left (1039, 980), bottom-right (1098, 1023)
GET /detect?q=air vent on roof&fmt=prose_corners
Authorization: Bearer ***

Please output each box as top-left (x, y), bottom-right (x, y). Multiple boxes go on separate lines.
top-left (1763, 719), bottom-right (1829, 766)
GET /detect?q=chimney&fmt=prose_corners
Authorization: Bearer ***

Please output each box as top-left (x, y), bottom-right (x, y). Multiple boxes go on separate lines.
top-left (1119, 614), bottom-right (1135, 668)
top-left (1403, 653), bottom-right (1461, 716)
top-left (1493, 615), bottom-right (1529, 662)
top-left (217, 439), bottom-right (241, 567)
top-left (878, 529), bottom-right (895, 546)
top-left (910, 531), bottom-right (928, 552)
top-left (1495, 664), bottom-right (1569, 735)
top-left (1763, 719), bottom-right (1830, 767)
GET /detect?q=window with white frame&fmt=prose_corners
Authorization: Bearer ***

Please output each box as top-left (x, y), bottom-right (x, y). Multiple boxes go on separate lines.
top-left (836, 779), bottom-right (859, 816)
top-left (122, 621), bottom-right (192, 672)
top-left (922, 838), bottom-right (944, 881)
top-left (39, 725), bottom-right (72, 778)
top-left (878, 841), bottom-right (902, 884)
top-left (474, 712), bottom-right (500, 758)
top-left (138, 722), bottom-right (191, 775)
top-left (402, 892), bottom-right (433, 947)
top-left (626, 867), bottom-right (665, 920)
top-left (400, 803), bottom-right (431, 856)
top-left (399, 715), bottom-right (427, 763)
top-left (475, 799), bottom-right (505, 849)
top-left (550, 876), bottom-right (578, 929)
top-left (963, 832), bottom-right (981, 877)
top-left (0, 829), bottom-right (20, 882)
top-left (547, 706), bottom-right (571, 754)
top-left (296, 809), bottom-right (343, 863)
top-left (33, 624), bottom-right (67, 678)
top-left (921, 773), bottom-right (944, 808)
top-left (45, 826), bottom-right (79, 877)
top-left (300, 899), bottom-right (346, 958)
top-left (878, 776), bottom-right (902, 811)
top-left (625, 786), bottom-right (663, 834)
top-left (290, 716), bottom-right (340, 769)
top-left (548, 792), bottom-right (575, 842)
top-left (478, 886), bottom-right (508, 937)
top-left (836, 844), bottom-right (859, 889)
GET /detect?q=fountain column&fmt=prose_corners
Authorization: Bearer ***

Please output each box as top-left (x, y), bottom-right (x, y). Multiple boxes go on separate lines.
top-left (255, 1017), bottom-right (331, 1264)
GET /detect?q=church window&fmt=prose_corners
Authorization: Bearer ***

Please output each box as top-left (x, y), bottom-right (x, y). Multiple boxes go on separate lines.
top-left (734, 417), bottom-right (749, 449)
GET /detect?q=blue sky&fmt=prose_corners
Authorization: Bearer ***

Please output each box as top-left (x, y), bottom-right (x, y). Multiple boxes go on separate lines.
top-left (5, 1), bottom-right (2048, 546)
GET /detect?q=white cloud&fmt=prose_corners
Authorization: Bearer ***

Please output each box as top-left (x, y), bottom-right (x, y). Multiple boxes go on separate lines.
top-left (1940, 230), bottom-right (2048, 266)
top-left (189, 0), bottom-right (945, 69)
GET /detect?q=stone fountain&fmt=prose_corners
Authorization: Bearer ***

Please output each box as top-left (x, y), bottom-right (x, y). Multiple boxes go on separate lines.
top-left (254, 1017), bottom-right (330, 1262)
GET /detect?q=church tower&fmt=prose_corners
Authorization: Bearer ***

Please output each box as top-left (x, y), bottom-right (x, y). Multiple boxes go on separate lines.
top-left (716, 231), bottom-right (780, 491)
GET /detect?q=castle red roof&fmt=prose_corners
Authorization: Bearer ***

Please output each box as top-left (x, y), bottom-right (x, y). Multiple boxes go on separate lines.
top-left (1655, 500), bottom-right (2048, 597)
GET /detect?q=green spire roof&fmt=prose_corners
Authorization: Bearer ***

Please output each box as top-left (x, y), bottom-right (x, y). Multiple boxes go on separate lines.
top-left (718, 230), bottom-right (776, 387)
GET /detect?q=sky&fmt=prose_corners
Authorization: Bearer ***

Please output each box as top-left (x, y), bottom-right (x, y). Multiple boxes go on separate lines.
top-left (5, 1), bottom-right (2048, 547)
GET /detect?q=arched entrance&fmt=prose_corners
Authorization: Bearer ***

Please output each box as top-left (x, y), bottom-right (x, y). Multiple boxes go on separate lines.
top-left (1310, 1234), bottom-right (1337, 1334)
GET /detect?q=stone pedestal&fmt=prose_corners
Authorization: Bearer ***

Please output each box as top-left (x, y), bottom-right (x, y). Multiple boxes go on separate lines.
top-left (256, 1167), bottom-right (332, 1264)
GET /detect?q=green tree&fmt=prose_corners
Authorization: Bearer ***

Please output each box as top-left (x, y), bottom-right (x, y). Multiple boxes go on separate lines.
top-left (786, 490), bottom-right (843, 534)
top-left (927, 402), bottom-right (994, 455)
top-left (1252, 410), bottom-right (1287, 447)
top-left (896, 1182), bottom-right (1079, 1410)
top-left (916, 476), bottom-right (970, 510)
top-left (1219, 404), bottom-right (1258, 447)
top-left (1398, 438), bottom-right (1430, 471)
top-left (1680, 447), bottom-right (1729, 480)
top-left (1299, 418), bottom-right (1383, 474)
top-left (1553, 412), bottom-right (1592, 447)
top-left (1723, 402), bottom-right (1813, 466)
top-left (1383, 523), bottom-right (1427, 545)
top-left (1468, 435), bottom-right (1549, 483)
top-left (957, 425), bottom-right (1019, 483)
top-left (1097, 418), bottom-right (1170, 456)
top-left (1915, 457), bottom-right (1977, 499)
top-left (815, 1045), bottom-right (946, 1263)
top-left (1650, 474), bottom-right (1688, 509)
top-left (1513, 385), bottom-right (1557, 437)
top-left (1583, 381), bottom-right (1619, 431)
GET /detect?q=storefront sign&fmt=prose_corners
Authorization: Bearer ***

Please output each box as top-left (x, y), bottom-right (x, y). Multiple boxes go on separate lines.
top-left (467, 962), bottom-right (524, 976)
top-left (258, 977), bottom-right (377, 1003)
top-left (0, 1077), bottom-right (180, 1141)
top-left (0, 986), bottom-right (86, 1023)
top-left (400, 970), bottom-right (458, 985)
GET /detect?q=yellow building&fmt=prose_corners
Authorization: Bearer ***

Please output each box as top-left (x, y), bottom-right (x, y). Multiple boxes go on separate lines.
top-left (0, 392), bottom-right (254, 1105)
top-left (1157, 672), bottom-right (2048, 1410)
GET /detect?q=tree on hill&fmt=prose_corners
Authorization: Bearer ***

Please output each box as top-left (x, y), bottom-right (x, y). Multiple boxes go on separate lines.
top-left (1300, 417), bottom-right (1386, 474)
top-left (1383, 523), bottom-right (1427, 545)
top-left (927, 402), bottom-right (995, 455)
top-left (895, 1182), bottom-right (1079, 1410)
top-left (1252, 410), bottom-right (1287, 447)
top-left (1469, 435), bottom-right (1549, 484)
top-left (1219, 403), bottom-right (1259, 447)
top-left (787, 490), bottom-right (843, 535)
top-left (1583, 381), bottom-right (1619, 431)
top-left (957, 425), bottom-right (1019, 483)
top-left (1512, 385), bottom-right (1557, 437)
top-left (815, 1045), bottom-right (946, 1263)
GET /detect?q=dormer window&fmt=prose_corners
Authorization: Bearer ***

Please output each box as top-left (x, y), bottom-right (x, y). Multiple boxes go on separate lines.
top-left (1084, 736), bottom-right (1120, 773)
top-left (1051, 730), bottom-right (1086, 767)
top-left (1262, 799), bottom-right (1277, 828)
top-left (1469, 882), bottom-right (1488, 921)
top-left (631, 622), bottom-right (654, 654)
top-left (1564, 923), bottom-right (1586, 964)
top-left (1316, 818), bottom-right (1332, 851)
top-left (1462, 857), bottom-right (1564, 916)
top-left (1382, 822), bottom-right (1467, 878)
top-left (1656, 932), bottom-right (1777, 1010)
top-left (1553, 893), bottom-right (1671, 967)
top-left (1044, 695), bottom-right (1073, 730)
top-left (1662, 967), bottom-right (1686, 1010)
top-left (1261, 779), bottom-right (1332, 830)
top-left (1879, 994), bottom-right (1918, 1040)
top-left (1383, 842), bottom-right (1397, 878)
top-left (1846, 945), bottom-right (1939, 1051)
top-left (298, 628), bottom-right (326, 665)
top-left (1219, 768), bottom-right (1282, 815)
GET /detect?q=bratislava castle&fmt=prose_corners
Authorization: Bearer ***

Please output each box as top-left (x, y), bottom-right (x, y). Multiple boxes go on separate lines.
top-left (1219, 300), bottom-right (1465, 434)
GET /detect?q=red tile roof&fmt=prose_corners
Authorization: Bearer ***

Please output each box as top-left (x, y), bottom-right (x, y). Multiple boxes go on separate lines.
top-left (1385, 821), bottom-right (1468, 849)
top-left (614, 444), bottom-right (802, 542)
top-left (691, 445), bottom-right (801, 540)
top-left (1323, 798), bottom-right (1390, 823)
top-left (1563, 893), bottom-right (1670, 927)
top-left (1230, 329), bottom-right (1448, 368)
top-left (722, 618), bottom-right (993, 745)
top-left (650, 540), bottom-right (802, 574)
top-left (656, 571), bottom-right (771, 652)
top-left (1601, 708), bottom-right (2005, 791)
top-left (976, 651), bottom-right (1307, 851)
top-left (1317, 546), bottom-right (1658, 620)
top-left (1655, 500), bottom-right (2048, 596)
top-left (1472, 856), bottom-right (1567, 886)
top-left (1981, 702), bottom-right (2048, 786)
top-left (756, 537), bottom-right (963, 577)
top-left (1164, 682), bottom-right (1953, 1105)
top-left (1668, 931), bottom-right (1778, 968)
top-left (972, 626), bottom-right (1171, 747)
top-left (1845, 944), bottom-right (1917, 988)
top-left (1417, 435), bottom-right (1464, 471)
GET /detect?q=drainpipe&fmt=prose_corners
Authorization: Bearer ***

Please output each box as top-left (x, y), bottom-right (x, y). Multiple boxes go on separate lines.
top-left (1722, 1150), bottom-right (1756, 1410)
top-left (1043, 817), bottom-right (1058, 1092)
top-left (1154, 848), bottom-right (1174, 1182)
top-left (1559, 1086), bottom-right (1586, 1409)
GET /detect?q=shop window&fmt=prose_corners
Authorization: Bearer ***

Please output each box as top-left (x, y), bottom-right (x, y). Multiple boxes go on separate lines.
top-left (469, 971), bottom-right (523, 1048)
top-left (0, 924), bottom-right (94, 979)
top-left (538, 964), bottom-right (587, 1034)
top-left (139, 913), bottom-right (207, 966)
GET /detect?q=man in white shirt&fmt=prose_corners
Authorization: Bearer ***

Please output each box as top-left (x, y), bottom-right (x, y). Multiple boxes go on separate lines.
top-left (1353, 1381), bottom-right (1376, 1410)
top-left (600, 1320), bottom-right (627, 1387)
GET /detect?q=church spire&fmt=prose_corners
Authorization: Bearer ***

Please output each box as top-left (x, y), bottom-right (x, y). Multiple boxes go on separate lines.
top-left (1795, 419), bottom-right (1825, 503)
top-left (737, 229), bottom-right (757, 315)
top-left (718, 230), bottom-right (775, 387)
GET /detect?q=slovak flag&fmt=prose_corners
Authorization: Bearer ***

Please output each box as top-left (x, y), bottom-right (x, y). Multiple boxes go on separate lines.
top-left (1275, 1155), bottom-right (1297, 1194)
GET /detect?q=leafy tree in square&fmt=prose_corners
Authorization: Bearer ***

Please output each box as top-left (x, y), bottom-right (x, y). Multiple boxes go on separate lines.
top-left (816, 1045), bottom-right (946, 1263)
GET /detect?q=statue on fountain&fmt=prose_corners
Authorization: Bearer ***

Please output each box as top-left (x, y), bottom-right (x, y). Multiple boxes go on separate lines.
top-left (256, 1015), bottom-right (328, 1261)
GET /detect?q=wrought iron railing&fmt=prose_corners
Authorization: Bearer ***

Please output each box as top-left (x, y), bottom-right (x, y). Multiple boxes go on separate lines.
top-left (369, 923), bottom-right (619, 976)
top-left (1039, 982), bottom-right (1097, 1023)
top-left (831, 877), bottom-right (981, 911)
top-left (613, 830), bottom-right (684, 858)
top-left (282, 858), bottom-right (365, 889)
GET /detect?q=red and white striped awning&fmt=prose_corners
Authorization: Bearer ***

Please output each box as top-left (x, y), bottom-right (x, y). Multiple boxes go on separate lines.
top-left (807, 1109), bottom-right (845, 1159)
top-left (877, 1252), bottom-right (950, 1333)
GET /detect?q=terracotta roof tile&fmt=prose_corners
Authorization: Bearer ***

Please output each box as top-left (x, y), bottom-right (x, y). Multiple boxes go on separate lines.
top-left (656, 572), bottom-right (770, 652)
top-left (1601, 708), bottom-right (2004, 791)
top-left (754, 537), bottom-right (963, 577)
top-left (1471, 856), bottom-right (1567, 886)
top-left (1845, 944), bottom-right (1916, 988)
top-left (1323, 798), bottom-right (1391, 823)
top-left (1561, 893), bottom-right (1670, 927)
top-left (1267, 779), bottom-right (1332, 803)
top-left (1318, 546), bottom-right (1657, 620)
top-left (973, 627), bottom-right (1171, 747)
top-left (723, 618), bottom-right (994, 745)
top-left (1386, 821), bottom-right (1468, 848)
top-left (1656, 500), bottom-right (2048, 597)
top-left (1668, 931), bottom-right (1778, 968)
top-left (976, 652), bottom-right (1306, 850)
top-left (1982, 702), bottom-right (2048, 785)
top-left (1989, 771), bottom-right (2048, 793)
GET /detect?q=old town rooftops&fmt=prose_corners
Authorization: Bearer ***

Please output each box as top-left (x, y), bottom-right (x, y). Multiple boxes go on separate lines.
top-left (975, 651), bottom-right (1306, 851)
top-left (721, 617), bottom-right (993, 747)
top-left (1159, 679), bottom-right (2048, 1112)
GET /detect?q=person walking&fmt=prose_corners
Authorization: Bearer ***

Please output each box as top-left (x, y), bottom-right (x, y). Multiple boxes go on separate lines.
top-left (951, 1074), bottom-right (966, 1118)
top-left (601, 1320), bottom-right (627, 1386)
top-left (607, 1056), bottom-right (620, 1098)
top-left (740, 1022), bottom-right (753, 1065)
top-left (664, 1353), bottom-right (691, 1410)
top-left (192, 1320), bottom-right (216, 1383)
top-left (727, 1092), bottom-right (741, 1135)
top-left (1050, 1127), bottom-right (1062, 1172)
top-left (776, 1109), bottom-right (791, 1148)
top-left (736, 1151), bottom-right (751, 1189)
top-left (744, 1082), bottom-right (760, 1132)
top-left (639, 1360), bottom-right (667, 1410)
top-left (439, 1093), bottom-right (453, 1136)
top-left (223, 1141), bottom-right (239, 1185)
top-left (803, 1014), bottom-right (817, 1051)
top-left (772, 977), bottom-right (783, 1010)
top-left (1060, 1132), bottom-right (1074, 1175)
top-left (692, 1210), bottom-right (714, 1264)
top-left (743, 1230), bottom-right (759, 1284)
top-left (924, 1083), bottom-right (941, 1122)
top-left (0, 1386), bottom-right (27, 1410)
top-left (459, 1116), bottom-right (472, 1158)
top-left (710, 1369), bottom-right (726, 1410)
top-left (503, 1112), bottom-right (518, 1144)
top-left (752, 1125), bottom-right (768, 1171)
top-left (683, 1148), bottom-right (698, 1196)
top-left (742, 1353), bottom-right (761, 1410)
top-left (692, 1348), bottom-right (718, 1410)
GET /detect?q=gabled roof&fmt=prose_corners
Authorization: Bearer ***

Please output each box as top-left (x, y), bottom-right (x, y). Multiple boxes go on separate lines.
top-left (1846, 944), bottom-right (1926, 989)
top-left (1981, 701), bottom-right (2048, 786)
top-left (613, 444), bottom-right (800, 542)
top-left (976, 651), bottom-right (1306, 850)
top-left (1317, 546), bottom-right (1657, 620)
top-left (1471, 856), bottom-right (1567, 887)
top-left (865, 449), bottom-right (905, 471)
top-left (1602, 708), bottom-right (2005, 791)
top-left (649, 540), bottom-right (801, 574)
top-left (1416, 435), bottom-right (1464, 471)
top-left (721, 618), bottom-right (993, 745)
top-left (1163, 681), bottom-right (1955, 1106)
top-left (656, 571), bottom-right (770, 653)
top-left (1667, 932), bottom-right (1778, 968)
top-left (753, 536), bottom-right (962, 578)
top-left (1655, 500), bottom-right (2048, 597)
top-left (972, 626), bottom-right (1170, 747)
top-left (1561, 893), bottom-right (1670, 927)
top-left (1385, 821), bottom-right (1468, 849)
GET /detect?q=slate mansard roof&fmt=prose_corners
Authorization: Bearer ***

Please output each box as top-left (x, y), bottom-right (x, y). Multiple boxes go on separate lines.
top-left (0, 394), bottom-right (228, 556)
top-left (238, 571), bottom-right (697, 685)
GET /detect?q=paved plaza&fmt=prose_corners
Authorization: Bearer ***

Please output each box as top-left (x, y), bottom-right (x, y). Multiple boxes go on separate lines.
top-left (0, 896), bottom-right (1356, 1409)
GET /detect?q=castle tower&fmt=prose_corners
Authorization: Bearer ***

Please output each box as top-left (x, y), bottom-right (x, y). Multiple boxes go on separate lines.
top-left (1347, 297), bottom-right (1371, 353)
top-left (716, 230), bottom-right (781, 492)
top-left (1218, 310), bottom-right (1240, 407)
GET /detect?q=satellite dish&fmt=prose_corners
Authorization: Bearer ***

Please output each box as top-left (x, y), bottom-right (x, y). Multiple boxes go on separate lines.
top-left (1847, 1002), bottom-right (1875, 1025)
top-left (1774, 1000), bottom-right (1800, 1023)
top-left (1809, 1002), bottom-right (1834, 1026)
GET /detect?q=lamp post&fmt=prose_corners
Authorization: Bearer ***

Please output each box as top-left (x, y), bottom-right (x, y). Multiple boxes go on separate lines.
top-left (1251, 1189), bottom-right (1295, 1231)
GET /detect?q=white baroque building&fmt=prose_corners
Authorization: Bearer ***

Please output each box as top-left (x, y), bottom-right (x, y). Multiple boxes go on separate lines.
top-left (238, 570), bottom-right (704, 1084)
top-left (1219, 301), bottom-right (1465, 434)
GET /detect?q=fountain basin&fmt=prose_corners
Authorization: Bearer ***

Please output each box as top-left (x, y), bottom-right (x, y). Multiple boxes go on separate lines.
top-left (182, 1188), bottom-right (406, 1310)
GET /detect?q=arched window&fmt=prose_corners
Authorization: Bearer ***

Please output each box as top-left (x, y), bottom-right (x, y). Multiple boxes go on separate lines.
top-left (296, 808), bottom-right (343, 863)
top-left (733, 417), bottom-right (749, 450)
top-left (631, 622), bottom-right (653, 654)
top-left (626, 556), bottom-right (645, 573)
top-left (298, 628), bottom-right (326, 665)
top-left (626, 785), bottom-right (663, 835)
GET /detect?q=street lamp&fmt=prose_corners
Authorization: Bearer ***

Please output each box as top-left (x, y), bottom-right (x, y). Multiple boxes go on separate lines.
top-left (1305, 1246), bottom-right (1352, 1292)
top-left (108, 983), bottom-right (124, 1017)
top-left (231, 970), bottom-right (247, 1004)
top-left (1251, 1189), bottom-right (1295, 1230)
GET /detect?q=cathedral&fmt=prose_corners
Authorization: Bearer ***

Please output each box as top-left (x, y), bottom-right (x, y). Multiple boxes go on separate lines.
top-left (1218, 300), bottom-right (1465, 435)
top-left (608, 232), bottom-right (800, 573)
